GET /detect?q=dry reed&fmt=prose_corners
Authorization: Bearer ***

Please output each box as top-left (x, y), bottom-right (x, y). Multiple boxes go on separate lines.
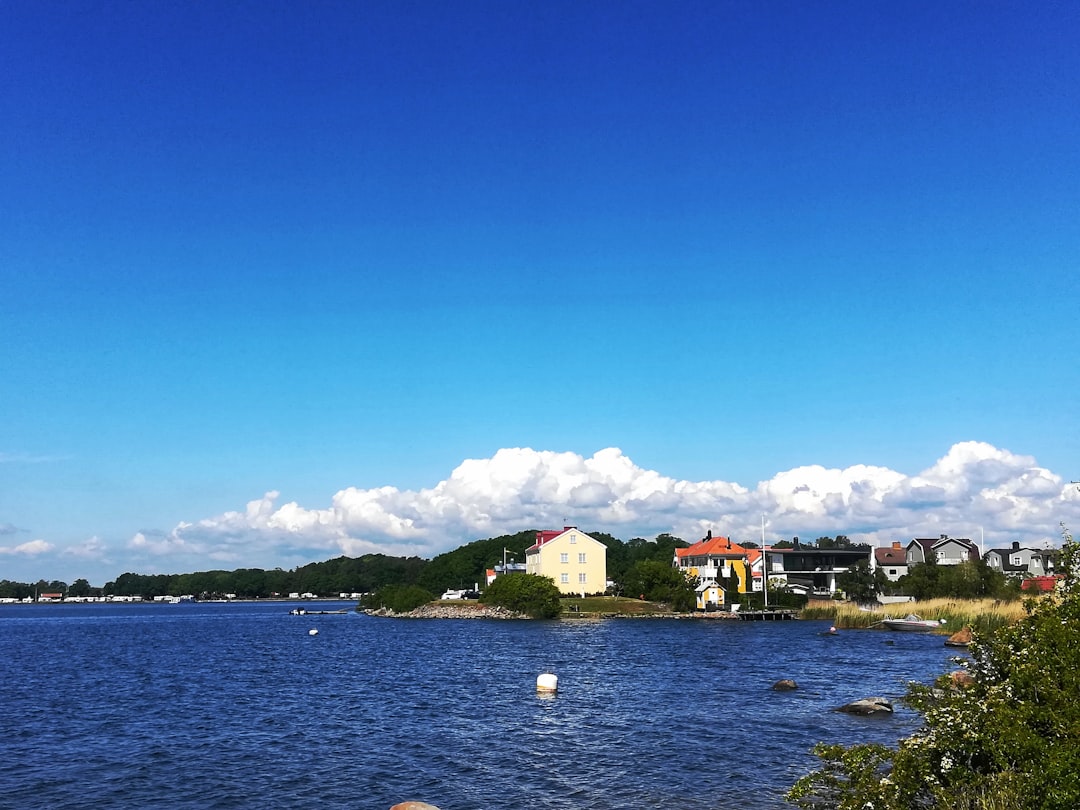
top-left (802, 596), bottom-right (1035, 634)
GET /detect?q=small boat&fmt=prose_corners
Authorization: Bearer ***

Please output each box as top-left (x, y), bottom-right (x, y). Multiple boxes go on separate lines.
top-left (882, 614), bottom-right (942, 632)
top-left (290, 608), bottom-right (348, 615)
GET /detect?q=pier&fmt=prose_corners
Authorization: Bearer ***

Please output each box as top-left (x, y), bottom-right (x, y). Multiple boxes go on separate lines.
top-left (737, 609), bottom-right (799, 621)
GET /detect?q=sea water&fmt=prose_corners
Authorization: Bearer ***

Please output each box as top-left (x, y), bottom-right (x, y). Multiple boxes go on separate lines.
top-left (0, 602), bottom-right (959, 809)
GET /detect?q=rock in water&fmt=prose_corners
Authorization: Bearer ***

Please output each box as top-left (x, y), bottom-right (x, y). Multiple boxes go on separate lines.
top-left (949, 670), bottom-right (976, 689)
top-left (945, 626), bottom-right (973, 647)
top-left (771, 679), bottom-right (799, 691)
top-left (390, 803), bottom-right (441, 810)
top-left (835, 697), bottom-right (894, 715)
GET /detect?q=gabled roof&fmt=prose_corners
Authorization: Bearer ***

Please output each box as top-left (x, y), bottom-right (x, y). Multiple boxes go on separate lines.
top-left (907, 537), bottom-right (937, 556)
top-left (908, 536), bottom-right (979, 562)
top-left (526, 526), bottom-right (603, 552)
top-left (675, 535), bottom-right (747, 561)
top-left (875, 546), bottom-right (907, 565)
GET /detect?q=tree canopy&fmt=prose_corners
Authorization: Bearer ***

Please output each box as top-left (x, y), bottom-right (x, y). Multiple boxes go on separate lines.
top-left (479, 573), bottom-right (561, 619)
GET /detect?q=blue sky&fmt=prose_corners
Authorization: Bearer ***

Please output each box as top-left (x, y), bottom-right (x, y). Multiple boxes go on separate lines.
top-left (2, 1), bottom-right (1078, 586)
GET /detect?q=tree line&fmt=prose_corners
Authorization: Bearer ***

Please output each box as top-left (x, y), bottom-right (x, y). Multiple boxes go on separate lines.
top-left (1, 529), bottom-right (689, 601)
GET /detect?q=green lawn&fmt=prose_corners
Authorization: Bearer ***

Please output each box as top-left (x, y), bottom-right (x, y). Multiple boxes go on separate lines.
top-left (559, 595), bottom-right (673, 616)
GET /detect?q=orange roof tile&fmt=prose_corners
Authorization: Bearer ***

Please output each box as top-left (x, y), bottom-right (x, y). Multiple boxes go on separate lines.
top-left (675, 535), bottom-right (747, 559)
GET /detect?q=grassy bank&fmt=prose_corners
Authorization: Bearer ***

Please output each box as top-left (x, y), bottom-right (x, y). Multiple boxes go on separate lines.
top-left (802, 596), bottom-right (1032, 635)
top-left (560, 595), bottom-right (674, 616)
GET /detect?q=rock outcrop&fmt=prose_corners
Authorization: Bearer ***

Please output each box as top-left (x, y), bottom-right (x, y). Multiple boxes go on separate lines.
top-left (948, 669), bottom-right (976, 689)
top-left (366, 603), bottom-right (526, 619)
top-left (835, 696), bottom-right (894, 715)
top-left (945, 626), bottom-right (973, 647)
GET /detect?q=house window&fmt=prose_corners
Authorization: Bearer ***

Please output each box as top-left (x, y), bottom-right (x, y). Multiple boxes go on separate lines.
top-left (560, 573), bottom-right (569, 584)
top-left (578, 553), bottom-right (586, 564)
top-left (570, 534), bottom-right (576, 544)
top-left (560, 553), bottom-right (568, 564)
top-left (1011, 555), bottom-right (1022, 566)
top-left (889, 569), bottom-right (897, 576)
top-left (578, 573), bottom-right (587, 584)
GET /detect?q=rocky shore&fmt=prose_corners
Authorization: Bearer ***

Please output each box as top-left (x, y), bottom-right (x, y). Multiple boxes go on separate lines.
top-left (364, 603), bottom-right (748, 620)
top-left (364, 602), bottom-right (527, 619)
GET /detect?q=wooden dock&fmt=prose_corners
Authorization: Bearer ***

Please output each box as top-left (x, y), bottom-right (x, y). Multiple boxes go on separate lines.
top-left (737, 609), bottom-right (799, 621)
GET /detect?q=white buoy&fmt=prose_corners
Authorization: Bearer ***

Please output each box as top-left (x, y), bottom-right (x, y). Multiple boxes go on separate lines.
top-left (536, 672), bottom-right (558, 693)
top-left (308, 628), bottom-right (319, 636)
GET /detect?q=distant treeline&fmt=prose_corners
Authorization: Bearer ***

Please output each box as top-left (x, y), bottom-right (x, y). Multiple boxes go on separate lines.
top-left (1, 530), bottom-right (688, 601)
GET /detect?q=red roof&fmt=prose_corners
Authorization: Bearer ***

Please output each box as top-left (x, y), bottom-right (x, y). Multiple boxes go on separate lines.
top-left (875, 546), bottom-right (906, 565)
top-left (1021, 575), bottom-right (1061, 592)
top-left (527, 527), bottom-right (577, 552)
top-left (675, 535), bottom-right (747, 560)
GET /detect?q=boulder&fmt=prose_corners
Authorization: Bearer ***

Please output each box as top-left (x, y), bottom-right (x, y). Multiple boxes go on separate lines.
top-left (945, 626), bottom-right (973, 647)
top-left (771, 679), bottom-right (799, 691)
top-left (390, 803), bottom-right (441, 810)
top-left (835, 697), bottom-right (894, 715)
top-left (948, 669), bottom-right (976, 689)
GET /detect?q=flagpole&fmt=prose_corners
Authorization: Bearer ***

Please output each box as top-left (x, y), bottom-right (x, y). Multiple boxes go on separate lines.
top-left (762, 513), bottom-right (768, 609)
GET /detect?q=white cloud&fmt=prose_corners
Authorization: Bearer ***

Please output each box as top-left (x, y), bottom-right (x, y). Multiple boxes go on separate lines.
top-left (0, 539), bottom-right (54, 556)
top-left (130, 441), bottom-right (1080, 574)
top-left (64, 535), bottom-right (108, 559)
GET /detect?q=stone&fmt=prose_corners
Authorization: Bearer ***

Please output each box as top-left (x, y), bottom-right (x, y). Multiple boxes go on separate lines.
top-left (835, 696), bottom-right (894, 715)
top-left (390, 803), bottom-right (441, 810)
top-left (948, 669), bottom-right (976, 689)
top-left (771, 678), bottom-right (799, 691)
top-left (945, 626), bottom-right (973, 647)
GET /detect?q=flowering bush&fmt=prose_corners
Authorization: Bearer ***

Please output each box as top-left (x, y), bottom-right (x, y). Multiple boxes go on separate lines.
top-left (788, 524), bottom-right (1080, 810)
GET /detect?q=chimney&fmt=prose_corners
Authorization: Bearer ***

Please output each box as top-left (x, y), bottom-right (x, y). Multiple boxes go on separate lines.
top-left (892, 541), bottom-right (902, 550)
top-left (1012, 541), bottom-right (1020, 551)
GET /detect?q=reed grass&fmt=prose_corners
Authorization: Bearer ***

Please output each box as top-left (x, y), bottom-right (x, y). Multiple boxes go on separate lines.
top-left (802, 596), bottom-right (1034, 634)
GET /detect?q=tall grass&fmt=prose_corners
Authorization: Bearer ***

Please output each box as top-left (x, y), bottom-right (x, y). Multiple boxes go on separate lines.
top-left (802, 596), bottom-right (1033, 634)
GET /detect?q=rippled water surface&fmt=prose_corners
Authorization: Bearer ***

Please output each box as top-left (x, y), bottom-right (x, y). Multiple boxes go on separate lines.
top-left (0, 603), bottom-right (960, 809)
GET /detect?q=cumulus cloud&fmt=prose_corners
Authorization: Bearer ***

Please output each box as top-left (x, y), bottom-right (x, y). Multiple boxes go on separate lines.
top-left (0, 539), bottom-right (54, 556)
top-left (64, 535), bottom-right (108, 559)
top-left (128, 441), bottom-right (1080, 574)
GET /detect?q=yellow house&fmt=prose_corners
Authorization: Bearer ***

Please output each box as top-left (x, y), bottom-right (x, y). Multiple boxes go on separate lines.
top-left (673, 533), bottom-right (749, 607)
top-left (525, 526), bottom-right (608, 595)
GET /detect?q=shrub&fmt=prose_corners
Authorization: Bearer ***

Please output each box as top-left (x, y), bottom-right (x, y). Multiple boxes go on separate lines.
top-left (362, 584), bottom-right (435, 613)
top-left (480, 573), bottom-right (561, 619)
top-left (788, 524), bottom-right (1080, 810)
top-left (619, 560), bottom-right (698, 611)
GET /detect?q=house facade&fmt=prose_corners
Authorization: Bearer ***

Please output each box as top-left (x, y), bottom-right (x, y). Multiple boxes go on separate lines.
top-left (985, 541), bottom-right (1055, 579)
top-left (766, 541), bottom-right (871, 596)
top-left (874, 542), bottom-right (909, 582)
top-left (673, 533), bottom-right (750, 608)
top-left (906, 535), bottom-right (979, 566)
top-left (525, 526), bottom-right (608, 595)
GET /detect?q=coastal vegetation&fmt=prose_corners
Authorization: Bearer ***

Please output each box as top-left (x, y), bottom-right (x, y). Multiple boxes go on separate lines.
top-left (479, 573), bottom-right (562, 619)
top-left (360, 584), bottom-right (436, 614)
top-left (788, 525), bottom-right (1080, 810)
top-left (802, 597), bottom-right (1029, 635)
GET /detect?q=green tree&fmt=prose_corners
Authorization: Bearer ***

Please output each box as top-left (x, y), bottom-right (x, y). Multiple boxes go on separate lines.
top-left (68, 578), bottom-right (93, 598)
top-left (620, 560), bottom-right (697, 611)
top-left (837, 560), bottom-right (885, 602)
top-left (789, 524), bottom-right (1080, 810)
top-left (479, 573), bottom-right (561, 619)
top-left (363, 584), bottom-right (436, 613)
top-left (418, 530), bottom-right (535, 594)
